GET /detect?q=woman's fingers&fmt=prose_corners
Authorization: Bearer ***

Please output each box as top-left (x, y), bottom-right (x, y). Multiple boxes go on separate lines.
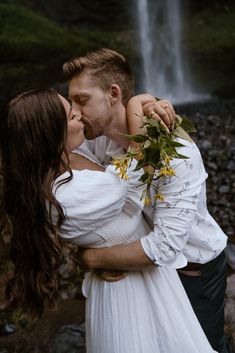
top-left (148, 111), bottom-right (170, 133)
top-left (143, 100), bottom-right (176, 130)
top-left (159, 100), bottom-right (176, 129)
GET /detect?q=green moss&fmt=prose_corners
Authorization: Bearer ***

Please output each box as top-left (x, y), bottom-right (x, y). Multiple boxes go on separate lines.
top-left (0, 2), bottom-right (90, 62)
top-left (183, 4), bottom-right (235, 96)
top-left (0, 1), bottom-right (127, 98)
top-left (184, 5), bottom-right (235, 53)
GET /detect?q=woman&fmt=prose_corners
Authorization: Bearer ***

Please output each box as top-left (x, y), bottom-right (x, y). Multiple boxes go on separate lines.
top-left (0, 89), bottom-right (217, 353)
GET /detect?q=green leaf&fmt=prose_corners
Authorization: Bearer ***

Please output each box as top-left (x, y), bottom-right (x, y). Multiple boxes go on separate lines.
top-left (147, 126), bottom-right (160, 138)
top-left (148, 118), bottom-right (161, 128)
top-left (180, 116), bottom-right (197, 133)
top-left (150, 153), bottom-right (161, 167)
top-left (128, 134), bottom-right (148, 143)
top-left (139, 171), bottom-right (150, 182)
top-left (163, 136), bottom-right (186, 148)
top-left (175, 114), bottom-right (182, 124)
top-left (174, 153), bottom-right (189, 159)
top-left (173, 126), bottom-right (193, 142)
top-left (120, 110), bottom-right (195, 192)
top-left (144, 147), bottom-right (161, 167)
top-left (142, 116), bottom-right (150, 124)
top-left (149, 141), bottom-right (161, 151)
top-left (143, 140), bottom-right (151, 148)
top-left (134, 158), bottom-right (147, 170)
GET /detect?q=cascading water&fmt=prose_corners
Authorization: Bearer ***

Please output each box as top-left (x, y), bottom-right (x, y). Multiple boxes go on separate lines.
top-left (136, 0), bottom-right (198, 103)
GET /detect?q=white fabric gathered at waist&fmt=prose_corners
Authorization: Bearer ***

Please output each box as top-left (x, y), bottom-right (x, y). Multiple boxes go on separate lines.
top-left (84, 266), bottom-right (218, 353)
top-left (73, 213), bottom-right (151, 248)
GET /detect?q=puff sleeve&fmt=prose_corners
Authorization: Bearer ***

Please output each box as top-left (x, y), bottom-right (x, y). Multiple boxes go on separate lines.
top-left (52, 159), bottom-right (145, 240)
top-left (106, 160), bottom-right (145, 216)
top-left (53, 169), bottom-right (128, 239)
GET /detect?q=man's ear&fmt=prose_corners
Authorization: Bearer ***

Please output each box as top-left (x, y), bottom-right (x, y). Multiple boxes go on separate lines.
top-left (110, 84), bottom-right (122, 105)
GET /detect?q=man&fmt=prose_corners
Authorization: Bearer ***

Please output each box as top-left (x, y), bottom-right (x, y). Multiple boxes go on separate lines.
top-left (63, 48), bottom-right (231, 353)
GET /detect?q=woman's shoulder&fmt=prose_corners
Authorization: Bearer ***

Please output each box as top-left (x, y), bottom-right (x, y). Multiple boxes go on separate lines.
top-left (53, 168), bottom-right (127, 210)
top-left (52, 168), bottom-right (128, 238)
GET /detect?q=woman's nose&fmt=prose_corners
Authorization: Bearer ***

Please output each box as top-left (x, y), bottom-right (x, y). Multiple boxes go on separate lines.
top-left (72, 110), bottom-right (82, 121)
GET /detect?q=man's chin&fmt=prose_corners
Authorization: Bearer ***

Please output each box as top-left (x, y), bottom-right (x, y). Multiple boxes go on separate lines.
top-left (85, 129), bottom-right (102, 140)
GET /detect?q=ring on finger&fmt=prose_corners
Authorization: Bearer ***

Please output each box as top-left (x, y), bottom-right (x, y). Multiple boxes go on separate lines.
top-left (150, 111), bottom-right (155, 117)
top-left (164, 103), bottom-right (169, 109)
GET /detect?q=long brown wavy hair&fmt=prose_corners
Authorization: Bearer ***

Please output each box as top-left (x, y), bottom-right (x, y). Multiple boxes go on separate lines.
top-left (0, 89), bottom-right (72, 317)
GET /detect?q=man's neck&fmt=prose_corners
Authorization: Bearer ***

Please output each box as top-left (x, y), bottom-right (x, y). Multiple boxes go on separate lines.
top-left (103, 105), bottom-right (130, 150)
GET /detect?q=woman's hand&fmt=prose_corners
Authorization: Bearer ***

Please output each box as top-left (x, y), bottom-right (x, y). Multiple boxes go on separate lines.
top-left (126, 94), bottom-right (176, 135)
top-left (143, 99), bottom-right (175, 131)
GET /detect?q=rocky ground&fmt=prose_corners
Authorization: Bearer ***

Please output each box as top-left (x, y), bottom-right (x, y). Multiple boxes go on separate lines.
top-left (0, 98), bottom-right (235, 352)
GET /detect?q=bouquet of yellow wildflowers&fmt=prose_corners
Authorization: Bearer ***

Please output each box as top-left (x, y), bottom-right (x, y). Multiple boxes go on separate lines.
top-left (112, 114), bottom-right (196, 205)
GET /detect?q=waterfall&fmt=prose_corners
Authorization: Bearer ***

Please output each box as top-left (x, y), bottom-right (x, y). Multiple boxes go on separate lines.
top-left (136, 0), bottom-right (197, 103)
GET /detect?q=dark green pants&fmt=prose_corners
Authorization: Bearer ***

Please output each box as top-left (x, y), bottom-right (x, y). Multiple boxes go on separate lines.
top-left (179, 251), bottom-right (233, 353)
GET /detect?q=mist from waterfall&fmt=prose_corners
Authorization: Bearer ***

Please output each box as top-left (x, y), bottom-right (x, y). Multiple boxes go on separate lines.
top-left (136, 0), bottom-right (199, 103)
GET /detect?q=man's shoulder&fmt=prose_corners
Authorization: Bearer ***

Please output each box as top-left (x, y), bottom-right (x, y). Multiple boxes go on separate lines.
top-left (167, 137), bottom-right (208, 181)
top-left (174, 137), bottom-right (202, 161)
top-left (175, 137), bottom-right (197, 149)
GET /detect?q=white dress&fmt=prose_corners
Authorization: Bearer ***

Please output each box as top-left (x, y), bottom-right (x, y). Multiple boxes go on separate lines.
top-left (53, 162), bottom-right (217, 353)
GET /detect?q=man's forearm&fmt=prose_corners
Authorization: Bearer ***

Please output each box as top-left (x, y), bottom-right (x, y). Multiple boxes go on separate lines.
top-left (79, 240), bottom-right (154, 271)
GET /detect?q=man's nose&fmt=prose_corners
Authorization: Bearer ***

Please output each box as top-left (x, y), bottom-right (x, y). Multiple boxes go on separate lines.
top-left (72, 101), bottom-right (82, 111)
top-left (72, 108), bottom-right (82, 116)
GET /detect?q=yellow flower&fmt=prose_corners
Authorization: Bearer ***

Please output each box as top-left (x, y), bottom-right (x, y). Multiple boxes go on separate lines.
top-left (155, 193), bottom-right (165, 202)
top-left (112, 156), bottom-right (131, 175)
top-left (118, 171), bottom-right (129, 180)
top-left (112, 113), bottom-right (193, 206)
top-left (168, 168), bottom-right (176, 176)
top-left (112, 159), bottom-right (122, 170)
top-left (164, 156), bottom-right (172, 164)
top-left (144, 197), bottom-right (151, 205)
top-left (123, 158), bottom-right (130, 168)
top-left (159, 167), bottom-right (176, 177)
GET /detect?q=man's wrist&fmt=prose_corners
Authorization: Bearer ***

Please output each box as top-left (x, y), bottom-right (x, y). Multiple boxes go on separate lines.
top-left (77, 248), bottom-right (100, 270)
top-left (86, 248), bottom-right (105, 269)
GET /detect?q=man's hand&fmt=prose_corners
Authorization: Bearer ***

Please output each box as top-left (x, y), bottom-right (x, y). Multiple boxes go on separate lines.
top-left (94, 269), bottom-right (127, 282)
top-left (76, 247), bottom-right (127, 282)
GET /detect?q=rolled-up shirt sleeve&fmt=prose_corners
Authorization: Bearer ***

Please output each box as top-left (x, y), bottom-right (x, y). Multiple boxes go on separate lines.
top-left (140, 140), bottom-right (208, 268)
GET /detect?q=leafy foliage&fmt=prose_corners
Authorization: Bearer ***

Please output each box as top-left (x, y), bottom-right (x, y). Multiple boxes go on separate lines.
top-left (113, 114), bottom-right (196, 204)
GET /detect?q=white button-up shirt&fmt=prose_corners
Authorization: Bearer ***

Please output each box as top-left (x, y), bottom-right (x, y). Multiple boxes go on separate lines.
top-left (76, 136), bottom-right (227, 268)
